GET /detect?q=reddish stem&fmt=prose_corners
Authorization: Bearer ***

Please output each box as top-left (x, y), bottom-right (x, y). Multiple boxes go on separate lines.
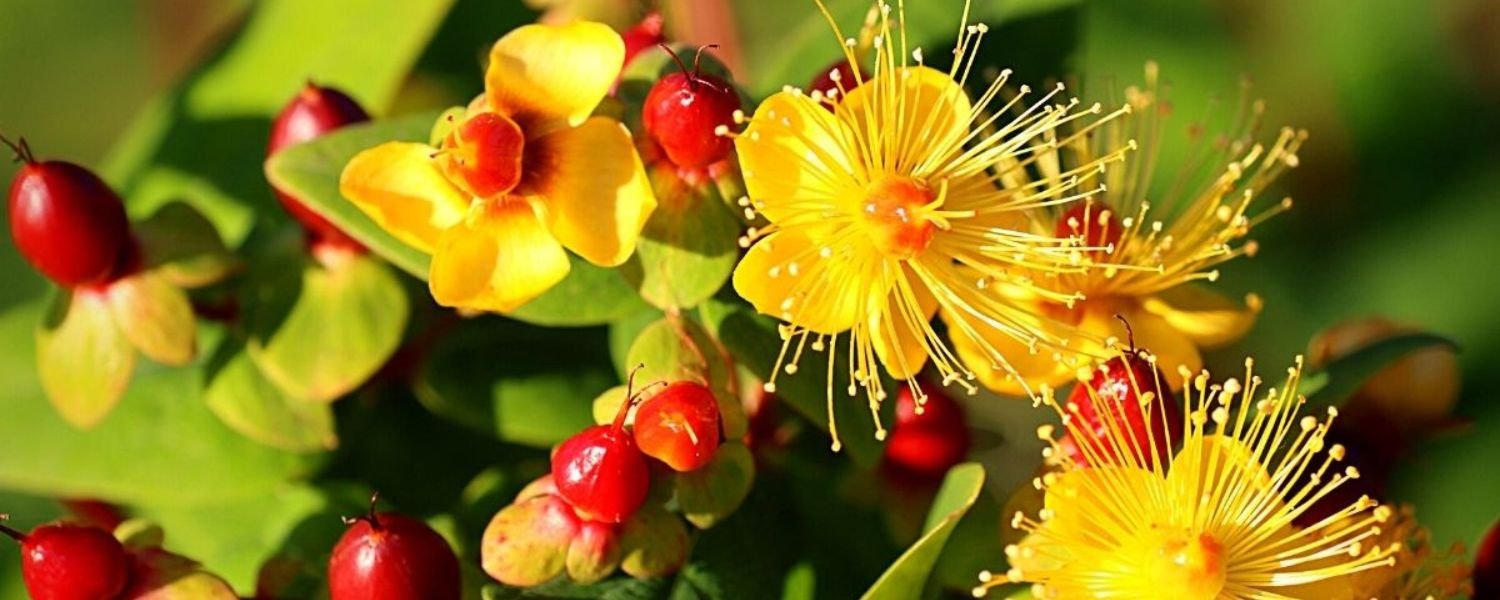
top-left (341, 492), bottom-right (383, 531)
top-left (613, 364), bottom-right (647, 431)
top-left (0, 514), bottom-right (25, 542)
top-left (1114, 314), bottom-right (1136, 352)
top-left (692, 44), bottom-right (719, 78)
top-left (0, 132), bottom-right (36, 164)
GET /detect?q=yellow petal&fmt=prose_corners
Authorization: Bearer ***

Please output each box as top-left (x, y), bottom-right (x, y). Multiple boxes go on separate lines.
top-left (486, 21), bottom-right (623, 130)
top-left (429, 199), bottom-right (570, 313)
top-left (1167, 435), bottom-right (1274, 526)
top-left (946, 302), bottom-right (1088, 397)
top-left (736, 91), bottom-right (859, 223)
top-left (1139, 285), bottom-right (1262, 347)
top-left (869, 266), bottom-right (939, 379)
top-left (837, 66), bottom-right (972, 177)
top-left (732, 230), bottom-right (861, 334)
top-left (527, 117), bottom-right (656, 266)
top-left (340, 142), bottom-right (469, 254)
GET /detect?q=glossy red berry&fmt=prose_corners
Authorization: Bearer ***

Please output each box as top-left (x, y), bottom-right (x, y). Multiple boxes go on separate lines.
top-left (1, 517), bottom-right (129, 600)
top-left (807, 59), bottom-right (865, 102)
top-left (882, 381), bottom-right (972, 481)
top-left (1054, 200), bottom-right (1122, 259)
top-left (634, 381), bottom-right (722, 472)
top-left (269, 83), bottom-right (370, 250)
top-left (641, 45), bottom-right (741, 170)
top-left (5, 136), bottom-right (132, 288)
top-left (621, 12), bottom-right (665, 68)
top-left (1476, 517), bottom-right (1500, 599)
top-left (327, 495), bottom-right (461, 600)
top-left (1059, 347), bottom-right (1182, 469)
top-left (552, 378), bottom-right (652, 523)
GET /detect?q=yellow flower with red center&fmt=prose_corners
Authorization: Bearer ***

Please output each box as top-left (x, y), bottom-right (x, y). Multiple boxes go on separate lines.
top-left (341, 21), bottom-right (656, 312)
top-left (730, 0), bottom-right (1132, 446)
top-left (954, 63), bottom-right (1307, 394)
top-left (978, 355), bottom-right (1399, 599)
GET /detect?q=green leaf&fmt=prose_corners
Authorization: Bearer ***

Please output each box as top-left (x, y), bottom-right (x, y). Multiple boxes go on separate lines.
top-left (107, 271), bottom-right (199, 367)
top-left (622, 170), bottom-right (742, 311)
top-left (416, 318), bottom-right (614, 448)
top-left (203, 340), bottom-right (337, 453)
top-left (36, 290), bottom-right (136, 429)
top-left (699, 298), bottom-right (888, 468)
top-left (245, 247), bottom-right (409, 403)
top-left (100, 0), bottom-right (457, 247)
top-left (0, 300), bottom-right (324, 506)
top-left (733, 0), bottom-right (1080, 97)
top-left (625, 317), bottom-right (748, 440)
top-left (862, 463), bottom-right (986, 600)
top-left (675, 442), bottom-right (755, 530)
top-left (509, 256), bottom-right (655, 327)
top-left (133, 201), bottom-right (242, 289)
top-left (263, 112), bottom-right (441, 278)
top-left (1301, 332), bottom-right (1460, 409)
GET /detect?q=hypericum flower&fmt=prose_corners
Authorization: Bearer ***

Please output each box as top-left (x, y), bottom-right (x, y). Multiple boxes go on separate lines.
top-left (954, 63), bottom-right (1307, 394)
top-left (978, 355), bottom-right (1398, 599)
top-left (730, 0), bottom-right (1132, 447)
top-left (1335, 506), bottom-right (1472, 599)
top-left (341, 21), bottom-right (656, 312)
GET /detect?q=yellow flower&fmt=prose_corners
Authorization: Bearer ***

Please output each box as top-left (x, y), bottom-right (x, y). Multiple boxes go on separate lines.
top-left (978, 355), bottom-right (1398, 599)
top-left (730, 0), bottom-right (1131, 446)
top-left (1338, 506), bottom-right (1472, 599)
top-left (954, 63), bottom-right (1307, 394)
top-left (340, 21), bottom-right (656, 312)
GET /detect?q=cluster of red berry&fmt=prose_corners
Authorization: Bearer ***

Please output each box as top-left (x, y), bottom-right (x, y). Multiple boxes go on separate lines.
top-left (481, 374), bottom-right (729, 586)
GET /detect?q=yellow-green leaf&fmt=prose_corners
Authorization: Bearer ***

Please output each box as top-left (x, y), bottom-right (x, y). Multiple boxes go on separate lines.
top-left (203, 341), bottom-right (337, 452)
top-left (626, 317), bottom-right (748, 440)
top-left (675, 442), bottom-right (756, 530)
top-left (107, 271), bottom-right (198, 366)
top-left (133, 201), bottom-right (241, 289)
top-left (862, 463), bottom-right (986, 600)
top-left (36, 290), bottom-right (136, 429)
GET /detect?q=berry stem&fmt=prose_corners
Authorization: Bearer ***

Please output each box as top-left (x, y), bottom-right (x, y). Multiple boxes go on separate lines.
top-left (0, 514), bottom-right (24, 542)
top-left (614, 364), bottom-right (648, 430)
top-left (1114, 314), bottom-right (1136, 352)
top-left (0, 132), bottom-right (36, 164)
top-left (341, 492), bottom-right (383, 531)
top-left (658, 43), bottom-right (694, 90)
top-left (691, 44), bottom-right (719, 79)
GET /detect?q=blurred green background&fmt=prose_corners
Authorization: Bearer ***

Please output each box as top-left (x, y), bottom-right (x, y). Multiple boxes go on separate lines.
top-left (1, 0), bottom-right (1497, 597)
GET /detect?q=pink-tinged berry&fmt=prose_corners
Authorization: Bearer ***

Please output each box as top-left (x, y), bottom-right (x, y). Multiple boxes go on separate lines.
top-left (1058, 321), bottom-right (1182, 468)
top-left (551, 371), bottom-right (653, 523)
top-left (634, 381), bottom-right (722, 472)
top-left (327, 494), bottom-right (461, 600)
top-left (1, 516), bottom-right (129, 600)
top-left (268, 83), bottom-right (370, 250)
top-left (882, 381), bottom-right (971, 481)
top-left (5, 135), bottom-right (132, 288)
top-left (641, 45), bottom-right (741, 170)
top-left (621, 12), bottom-right (665, 68)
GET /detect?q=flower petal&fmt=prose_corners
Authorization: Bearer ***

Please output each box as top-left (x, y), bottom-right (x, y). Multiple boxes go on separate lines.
top-left (486, 21), bottom-right (623, 130)
top-left (1139, 285), bottom-right (1262, 347)
top-left (869, 265), bottom-right (939, 379)
top-left (732, 230), bottom-right (862, 334)
top-left (736, 91), bottom-right (859, 223)
top-left (340, 142), bottom-right (469, 254)
top-left (429, 200), bottom-right (570, 313)
top-left (528, 117), bottom-right (655, 266)
top-left (837, 66), bottom-right (972, 177)
top-left (946, 302), bottom-right (1091, 397)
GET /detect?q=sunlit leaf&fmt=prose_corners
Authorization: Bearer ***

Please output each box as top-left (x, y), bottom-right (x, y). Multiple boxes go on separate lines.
top-left (203, 341), bottom-right (337, 453)
top-left (861, 463), bottom-right (986, 600)
top-left (35, 290), bottom-right (135, 429)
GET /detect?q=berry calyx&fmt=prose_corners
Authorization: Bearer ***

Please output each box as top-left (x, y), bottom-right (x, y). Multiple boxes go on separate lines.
top-left (1058, 318), bottom-right (1182, 468)
top-left (327, 493), bottom-right (461, 600)
top-left (634, 381), bottom-right (722, 472)
top-left (1055, 200), bottom-right (1122, 259)
top-left (552, 368), bottom-right (655, 523)
top-left (621, 12), bottom-right (665, 68)
top-left (268, 83), bottom-right (371, 251)
top-left (641, 44), bottom-right (741, 170)
top-left (1, 515), bottom-right (130, 600)
top-left (5, 135), bottom-right (133, 288)
top-left (882, 380), bottom-right (972, 481)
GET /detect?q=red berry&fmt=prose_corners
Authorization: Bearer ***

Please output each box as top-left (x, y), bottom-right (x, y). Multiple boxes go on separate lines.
top-left (434, 112), bottom-right (525, 198)
top-left (634, 381), bottom-right (722, 471)
top-left (1054, 200), bottom-right (1122, 259)
top-left (327, 496), bottom-right (461, 600)
top-left (1, 518), bottom-right (129, 600)
top-left (5, 136), bottom-right (132, 288)
top-left (1477, 518), bottom-right (1500, 599)
top-left (807, 59), bottom-right (865, 102)
top-left (1058, 349), bottom-right (1182, 469)
top-left (552, 381), bottom-right (652, 523)
top-left (882, 381), bottom-right (971, 481)
top-left (269, 83), bottom-right (370, 250)
top-left (621, 12), bottom-right (665, 68)
top-left (641, 46), bottom-right (741, 170)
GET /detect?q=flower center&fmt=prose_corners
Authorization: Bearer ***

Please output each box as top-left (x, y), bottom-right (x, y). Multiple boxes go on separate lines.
top-left (436, 112), bottom-right (525, 198)
top-left (1141, 531), bottom-right (1227, 600)
top-left (859, 176), bottom-right (937, 259)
